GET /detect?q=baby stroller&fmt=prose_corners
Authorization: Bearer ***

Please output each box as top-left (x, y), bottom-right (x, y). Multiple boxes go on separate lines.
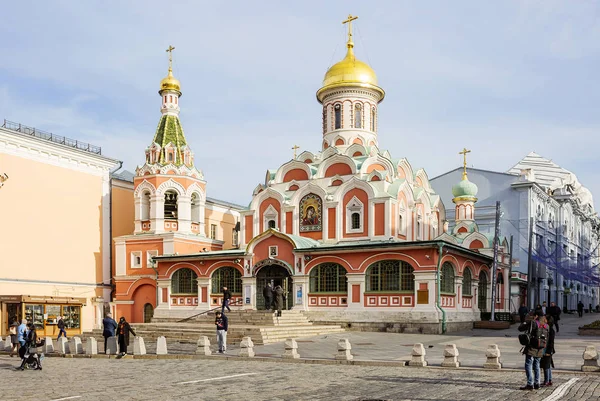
top-left (18, 338), bottom-right (45, 371)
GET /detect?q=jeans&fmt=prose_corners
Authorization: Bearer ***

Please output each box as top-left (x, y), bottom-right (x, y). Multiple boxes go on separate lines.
top-left (57, 328), bottom-right (67, 340)
top-left (544, 368), bottom-right (552, 383)
top-left (525, 354), bottom-right (541, 386)
top-left (222, 299), bottom-right (231, 313)
top-left (217, 330), bottom-right (227, 352)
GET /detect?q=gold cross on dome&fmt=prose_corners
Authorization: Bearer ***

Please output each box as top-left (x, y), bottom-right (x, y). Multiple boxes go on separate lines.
top-left (292, 145), bottom-right (300, 159)
top-left (459, 148), bottom-right (471, 178)
top-left (342, 14), bottom-right (358, 43)
top-left (166, 45), bottom-right (175, 69)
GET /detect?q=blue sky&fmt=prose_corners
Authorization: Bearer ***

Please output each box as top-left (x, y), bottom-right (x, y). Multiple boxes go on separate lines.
top-left (1, 1), bottom-right (599, 210)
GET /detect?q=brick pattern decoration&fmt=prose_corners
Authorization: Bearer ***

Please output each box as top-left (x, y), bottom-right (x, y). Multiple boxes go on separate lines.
top-left (364, 294), bottom-right (414, 307)
top-left (170, 296), bottom-right (199, 306)
top-left (142, 221), bottom-right (151, 231)
top-left (308, 294), bottom-right (348, 307)
top-left (210, 296), bottom-right (243, 307)
top-left (441, 295), bottom-right (456, 308)
top-left (462, 296), bottom-right (473, 308)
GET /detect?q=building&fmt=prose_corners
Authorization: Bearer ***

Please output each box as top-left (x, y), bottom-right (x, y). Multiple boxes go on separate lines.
top-left (147, 17), bottom-right (510, 333)
top-left (0, 119), bottom-right (121, 336)
top-left (430, 152), bottom-right (600, 311)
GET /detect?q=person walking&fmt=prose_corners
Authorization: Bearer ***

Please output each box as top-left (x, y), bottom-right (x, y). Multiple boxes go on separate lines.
top-left (18, 322), bottom-right (42, 371)
top-left (577, 301), bottom-right (584, 317)
top-left (221, 286), bottom-right (232, 314)
top-left (273, 285), bottom-right (284, 317)
top-left (263, 282), bottom-right (273, 311)
top-left (215, 311), bottom-right (228, 353)
top-left (17, 319), bottom-right (27, 351)
top-left (518, 311), bottom-right (548, 391)
top-left (56, 316), bottom-right (68, 341)
top-left (9, 320), bottom-right (19, 357)
top-left (518, 303), bottom-right (529, 324)
top-left (102, 313), bottom-right (118, 354)
top-left (116, 317), bottom-right (136, 356)
top-left (541, 302), bottom-right (547, 315)
top-left (541, 316), bottom-right (556, 387)
top-left (547, 302), bottom-right (561, 333)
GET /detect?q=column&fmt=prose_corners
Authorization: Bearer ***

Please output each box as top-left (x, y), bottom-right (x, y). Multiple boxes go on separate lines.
top-left (150, 194), bottom-right (165, 233)
top-left (346, 273), bottom-right (365, 311)
top-left (412, 271), bottom-right (438, 312)
top-left (197, 278), bottom-right (210, 310)
top-left (293, 275), bottom-right (310, 311)
top-left (177, 195), bottom-right (192, 233)
top-left (455, 276), bottom-right (464, 310)
top-left (134, 196), bottom-right (143, 233)
top-left (241, 277), bottom-right (257, 310)
top-left (155, 279), bottom-right (171, 310)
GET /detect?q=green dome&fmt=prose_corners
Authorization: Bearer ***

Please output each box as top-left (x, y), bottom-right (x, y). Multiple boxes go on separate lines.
top-left (452, 177), bottom-right (478, 199)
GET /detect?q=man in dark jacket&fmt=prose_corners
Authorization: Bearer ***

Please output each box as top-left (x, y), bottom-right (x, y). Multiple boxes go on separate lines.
top-left (263, 282), bottom-right (273, 311)
top-left (547, 302), bottom-right (561, 333)
top-left (518, 311), bottom-right (548, 390)
top-left (518, 303), bottom-right (529, 324)
top-left (215, 311), bottom-right (228, 353)
top-left (102, 313), bottom-right (118, 354)
top-left (56, 316), bottom-right (68, 341)
top-left (221, 287), bottom-right (232, 314)
top-left (577, 301), bottom-right (584, 317)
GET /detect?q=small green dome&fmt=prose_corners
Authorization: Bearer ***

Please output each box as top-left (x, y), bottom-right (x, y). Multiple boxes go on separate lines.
top-left (452, 177), bottom-right (478, 199)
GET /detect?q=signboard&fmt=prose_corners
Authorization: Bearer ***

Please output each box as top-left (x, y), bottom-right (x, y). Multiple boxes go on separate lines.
top-left (296, 285), bottom-right (303, 305)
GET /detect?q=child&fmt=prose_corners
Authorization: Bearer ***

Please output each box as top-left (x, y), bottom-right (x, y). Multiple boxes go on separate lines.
top-left (540, 315), bottom-right (555, 386)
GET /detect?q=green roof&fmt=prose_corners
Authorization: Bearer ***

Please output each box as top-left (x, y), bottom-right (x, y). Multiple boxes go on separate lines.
top-left (152, 115), bottom-right (189, 166)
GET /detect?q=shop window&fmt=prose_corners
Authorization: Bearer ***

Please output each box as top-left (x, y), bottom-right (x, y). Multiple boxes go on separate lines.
top-left (62, 305), bottom-right (81, 329)
top-left (24, 304), bottom-right (44, 330)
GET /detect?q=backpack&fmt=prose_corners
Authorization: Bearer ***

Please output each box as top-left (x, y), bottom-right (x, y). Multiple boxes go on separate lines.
top-left (518, 322), bottom-right (533, 346)
top-left (530, 321), bottom-right (548, 350)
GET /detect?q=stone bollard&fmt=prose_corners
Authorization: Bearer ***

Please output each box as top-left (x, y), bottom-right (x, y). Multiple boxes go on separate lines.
top-left (408, 343), bottom-right (427, 367)
top-left (57, 337), bottom-right (69, 354)
top-left (85, 338), bottom-right (98, 355)
top-left (156, 336), bottom-right (168, 355)
top-left (68, 337), bottom-right (83, 354)
top-left (441, 344), bottom-right (460, 368)
top-left (133, 336), bottom-right (146, 355)
top-left (196, 336), bottom-right (212, 356)
top-left (582, 345), bottom-right (600, 372)
top-left (44, 337), bottom-right (54, 353)
top-left (484, 344), bottom-right (502, 369)
top-left (239, 336), bottom-right (255, 357)
top-left (283, 338), bottom-right (300, 359)
top-left (106, 337), bottom-right (118, 355)
top-left (0, 336), bottom-right (4, 350)
top-left (4, 337), bottom-right (13, 352)
top-left (335, 338), bottom-right (353, 361)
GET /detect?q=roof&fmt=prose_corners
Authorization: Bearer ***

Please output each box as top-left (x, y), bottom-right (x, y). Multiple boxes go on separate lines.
top-left (154, 249), bottom-right (245, 260)
top-left (206, 196), bottom-right (247, 210)
top-left (507, 152), bottom-right (572, 189)
top-left (151, 115), bottom-right (189, 166)
top-left (430, 166), bottom-right (518, 181)
top-left (111, 170), bottom-right (135, 182)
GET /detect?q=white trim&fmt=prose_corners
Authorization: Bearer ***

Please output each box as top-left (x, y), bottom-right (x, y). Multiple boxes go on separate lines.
top-left (130, 251), bottom-right (142, 269)
top-left (346, 196), bottom-right (364, 233)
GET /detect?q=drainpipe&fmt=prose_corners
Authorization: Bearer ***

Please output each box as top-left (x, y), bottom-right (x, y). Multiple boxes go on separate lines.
top-left (108, 161), bottom-right (123, 307)
top-left (436, 242), bottom-right (447, 334)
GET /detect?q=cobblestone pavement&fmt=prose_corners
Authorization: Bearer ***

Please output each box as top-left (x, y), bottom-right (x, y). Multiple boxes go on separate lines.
top-left (0, 355), bottom-right (599, 401)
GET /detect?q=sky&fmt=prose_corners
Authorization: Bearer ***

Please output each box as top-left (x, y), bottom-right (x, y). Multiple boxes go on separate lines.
top-left (1, 1), bottom-right (599, 209)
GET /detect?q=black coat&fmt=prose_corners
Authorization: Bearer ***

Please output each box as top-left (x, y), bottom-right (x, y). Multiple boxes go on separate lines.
top-left (223, 290), bottom-right (232, 301)
top-left (215, 315), bottom-right (228, 331)
top-left (518, 306), bottom-right (528, 316)
top-left (273, 286), bottom-right (284, 310)
top-left (117, 322), bottom-right (136, 346)
top-left (57, 319), bottom-right (65, 329)
top-left (263, 285), bottom-right (273, 299)
top-left (541, 326), bottom-right (556, 369)
top-left (548, 305), bottom-right (561, 321)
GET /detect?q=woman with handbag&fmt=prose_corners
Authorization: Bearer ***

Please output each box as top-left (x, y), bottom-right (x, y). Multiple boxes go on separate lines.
top-left (540, 316), bottom-right (556, 387)
top-left (9, 320), bottom-right (19, 357)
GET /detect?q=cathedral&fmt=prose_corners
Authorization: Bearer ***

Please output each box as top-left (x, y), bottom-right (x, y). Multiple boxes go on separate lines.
top-left (114, 16), bottom-right (510, 333)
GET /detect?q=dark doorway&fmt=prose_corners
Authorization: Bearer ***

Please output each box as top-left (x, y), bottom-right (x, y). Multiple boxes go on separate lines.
top-left (143, 303), bottom-right (154, 323)
top-left (256, 264), bottom-right (293, 310)
top-left (478, 272), bottom-right (488, 312)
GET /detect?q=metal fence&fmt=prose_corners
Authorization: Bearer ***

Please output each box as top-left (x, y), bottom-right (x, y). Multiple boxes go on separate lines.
top-left (2, 119), bottom-right (102, 155)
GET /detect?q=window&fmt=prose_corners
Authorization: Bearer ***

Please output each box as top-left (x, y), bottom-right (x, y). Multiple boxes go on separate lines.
top-left (346, 196), bottom-right (364, 233)
top-left (268, 220), bottom-right (276, 229)
top-left (351, 213), bottom-right (360, 230)
top-left (191, 193), bottom-right (201, 223)
top-left (210, 224), bottom-right (217, 239)
top-left (211, 267), bottom-right (242, 294)
top-left (131, 251), bottom-right (142, 268)
top-left (164, 191), bottom-right (178, 219)
top-left (146, 250), bottom-right (158, 268)
top-left (370, 107), bottom-right (376, 131)
top-left (354, 104), bottom-right (362, 128)
top-left (478, 271), bottom-right (488, 311)
top-left (366, 260), bottom-right (414, 292)
top-left (417, 221), bottom-right (422, 240)
top-left (334, 104), bottom-right (341, 129)
top-left (232, 228), bottom-right (238, 248)
top-left (141, 191), bottom-right (151, 221)
top-left (440, 262), bottom-right (455, 294)
top-left (171, 268), bottom-right (198, 295)
top-left (309, 263), bottom-right (347, 293)
top-left (168, 152), bottom-right (173, 162)
top-left (463, 268), bottom-right (472, 296)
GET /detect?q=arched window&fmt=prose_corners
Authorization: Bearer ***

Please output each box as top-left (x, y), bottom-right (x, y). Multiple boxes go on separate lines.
top-left (478, 271), bottom-right (488, 311)
top-left (164, 190), bottom-right (178, 219)
top-left (440, 262), bottom-right (455, 294)
top-left (334, 104), bottom-right (341, 129)
top-left (191, 193), bottom-right (201, 223)
top-left (268, 220), bottom-right (276, 229)
top-left (370, 107), bottom-right (376, 131)
top-left (463, 268), bottom-right (472, 296)
top-left (211, 266), bottom-right (242, 294)
top-left (366, 260), bottom-right (415, 292)
top-left (354, 104), bottom-right (362, 128)
top-left (171, 268), bottom-right (197, 295)
top-left (141, 191), bottom-right (151, 221)
top-left (309, 263), bottom-right (347, 293)
top-left (351, 212), bottom-right (360, 230)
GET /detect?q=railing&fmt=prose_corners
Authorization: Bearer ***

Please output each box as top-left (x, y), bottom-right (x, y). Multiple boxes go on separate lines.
top-left (177, 299), bottom-right (243, 323)
top-left (2, 119), bottom-right (102, 155)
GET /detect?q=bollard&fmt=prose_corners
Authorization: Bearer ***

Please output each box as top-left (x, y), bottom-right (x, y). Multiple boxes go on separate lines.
top-left (483, 344), bottom-right (502, 369)
top-left (441, 344), bottom-right (460, 368)
top-left (196, 336), bottom-right (212, 356)
top-left (68, 337), bottom-right (83, 354)
top-left (106, 337), bottom-right (118, 355)
top-left (156, 336), bottom-right (168, 355)
top-left (44, 337), bottom-right (55, 353)
top-left (4, 337), bottom-right (13, 352)
top-left (582, 345), bottom-right (600, 372)
top-left (85, 338), bottom-right (98, 355)
top-left (57, 337), bottom-right (69, 354)
top-left (239, 336), bottom-right (255, 358)
top-left (133, 336), bottom-right (146, 355)
top-left (0, 336), bottom-right (4, 350)
top-left (335, 338), bottom-right (353, 361)
top-left (408, 343), bottom-right (427, 367)
top-left (283, 338), bottom-right (300, 359)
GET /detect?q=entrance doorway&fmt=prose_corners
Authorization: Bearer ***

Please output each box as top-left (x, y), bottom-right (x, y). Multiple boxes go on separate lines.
top-left (256, 264), bottom-right (293, 311)
top-left (143, 303), bottom-right (154, 323)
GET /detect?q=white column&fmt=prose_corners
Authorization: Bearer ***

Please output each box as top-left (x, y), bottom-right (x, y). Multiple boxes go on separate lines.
top-left (101, 173), bottom-right (111, 303)
top-left (177, 195), bottom-right (192, 233)
top-left (196, 278), bottom-right (210, 310)
top-left (455, 276), bottom-right (463, 310)
top-left (241, 276), bottom-right (257, 310)
top-left (293, 276), bottom-right (310, 311)
top-left (412, 271), bottom-right (438, 312)
top-left (134, 196), bottom-right (143, 233)
top-left (150, 194), bottom-right (165, 233)
top-left (115, 239), bottom-right (127, 276)
top-left (155, 279), bottom-right (171, 310)
top-left (346, 273), bottom-right (365, 311)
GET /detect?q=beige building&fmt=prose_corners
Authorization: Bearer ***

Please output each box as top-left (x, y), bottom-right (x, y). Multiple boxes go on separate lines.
top-left (0, 120), bottom-right (121, 336)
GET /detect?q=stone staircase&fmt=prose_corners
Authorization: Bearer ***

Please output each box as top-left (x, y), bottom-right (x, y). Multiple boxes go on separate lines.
top-left (82, 310), bottom-right (345, 346)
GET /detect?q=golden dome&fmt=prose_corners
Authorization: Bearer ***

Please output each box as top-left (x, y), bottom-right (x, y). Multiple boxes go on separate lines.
top-left (159, 67), bottom-right (181, 95)
top-left (317, 42), bottom-right (384, 102)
